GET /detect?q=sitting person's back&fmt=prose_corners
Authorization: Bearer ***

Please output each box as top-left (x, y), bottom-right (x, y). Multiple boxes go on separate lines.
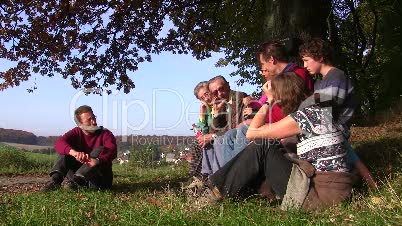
top-left (290, 104), bottom-right (349, 172)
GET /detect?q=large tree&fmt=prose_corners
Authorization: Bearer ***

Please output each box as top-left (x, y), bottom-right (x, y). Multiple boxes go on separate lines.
top-left (165, 0), bottom-right (331, 88)
top-left (329, 0), bottom-right (401, 121)
top-left (0, 0), bottom-right (330, 94)
top-left (1, 0), bottom-right (399, 122)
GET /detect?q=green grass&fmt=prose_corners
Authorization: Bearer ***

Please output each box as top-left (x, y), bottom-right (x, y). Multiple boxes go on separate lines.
top-left (1, 118), bottom-right (402, 225)
top-left (0, 143), bottom-right (56, 174)
top-left (1, 171), bottom-right (401, 225)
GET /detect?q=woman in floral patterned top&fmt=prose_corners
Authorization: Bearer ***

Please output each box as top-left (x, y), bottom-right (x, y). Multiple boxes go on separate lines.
top-left (246, 72), bottom-right (349, 173)
top-left (289, 105), bottom-right (349, 172)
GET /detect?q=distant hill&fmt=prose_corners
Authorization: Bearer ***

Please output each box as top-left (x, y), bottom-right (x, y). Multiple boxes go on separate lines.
top-left (0, 128), bottom-right (195, 150)
top-left (36, 136), bottom-right (59, 146)
top-left (1, 142), bottom-right (53, 152)
top-left (0, 128), bottom-right (57, 146)
top-left (0, 128), bottom-right (38, 145)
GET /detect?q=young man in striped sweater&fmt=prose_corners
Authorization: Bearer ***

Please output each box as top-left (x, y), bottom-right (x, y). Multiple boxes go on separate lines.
top-left (299, 38), bottom-right (377, 190)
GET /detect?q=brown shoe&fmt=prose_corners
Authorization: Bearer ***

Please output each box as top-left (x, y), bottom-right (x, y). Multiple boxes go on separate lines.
top-left (183, 176), bottom-right (204, 190)
top-left (194, 186), bottom-right (222, 208)
top-left (41, 180), bottom-right (61, 192)
top-left (182, 176), bottom-right (205, 197)
top-left (63, 180), bottom-right (78, 191)
top-left (258, 179), bottom-right (276, 201)
top-left (205, 179), bottom-right (222, 200)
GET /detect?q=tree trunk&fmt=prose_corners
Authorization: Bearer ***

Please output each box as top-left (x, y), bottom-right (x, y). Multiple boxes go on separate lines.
top-left (262, 0), bottom-right (332, 43)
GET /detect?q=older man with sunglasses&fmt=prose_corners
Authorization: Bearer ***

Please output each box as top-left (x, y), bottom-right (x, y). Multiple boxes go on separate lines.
top-left (196, 76), bottom-right (249, 175)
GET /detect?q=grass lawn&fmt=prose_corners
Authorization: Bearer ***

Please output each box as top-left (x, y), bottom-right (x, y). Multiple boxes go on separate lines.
top-left (0, 143), bottom-right (56, 174)
top-left (1, 163), bottom-right (401, 225)
top-left (1, 116), bottom-right (401, 225)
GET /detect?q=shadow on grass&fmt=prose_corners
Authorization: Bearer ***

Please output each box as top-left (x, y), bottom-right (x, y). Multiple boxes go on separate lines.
top-left (354, 137), bottom-right (402, 186)
top-left (107, 137), bottom-right (402, 196)
top-left (111, 176), bottom-right (188, 194)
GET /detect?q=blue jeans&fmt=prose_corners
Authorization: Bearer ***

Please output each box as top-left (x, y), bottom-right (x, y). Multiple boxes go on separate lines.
top-left (341, 125), bottom-right (360, 169)
top-left (201, 143), bottom-right (214, 175)
top-left (201, 136), bottom-right (226, 175)
top-left (201, 125), bottom-right (250, 175)
top-left (221, 125), bottom-right (250, 166)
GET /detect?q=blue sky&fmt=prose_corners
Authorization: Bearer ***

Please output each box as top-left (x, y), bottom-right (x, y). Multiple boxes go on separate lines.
top-left (0, 52), bottom-right (258, 136)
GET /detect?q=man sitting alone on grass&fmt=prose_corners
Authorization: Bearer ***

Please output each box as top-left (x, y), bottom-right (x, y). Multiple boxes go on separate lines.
top-left (42, 105), bottom-right (117, 191)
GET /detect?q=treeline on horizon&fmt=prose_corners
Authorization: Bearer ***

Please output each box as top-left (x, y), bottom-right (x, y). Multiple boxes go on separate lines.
top-left (0, 128), bottom-right (194, 148)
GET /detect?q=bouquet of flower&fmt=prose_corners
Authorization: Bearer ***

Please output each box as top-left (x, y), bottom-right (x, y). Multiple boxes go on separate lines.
top-left (191, 123), bottom-right (203, 138)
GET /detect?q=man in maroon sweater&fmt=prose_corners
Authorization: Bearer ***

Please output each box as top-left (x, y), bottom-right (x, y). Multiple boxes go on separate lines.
top-left (257, 40), bottom-right (314, 123)
top-left (42, 105), bottom-right (117, 191)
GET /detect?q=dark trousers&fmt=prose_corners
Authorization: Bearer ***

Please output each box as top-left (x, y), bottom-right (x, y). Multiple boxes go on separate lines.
top-left (50, 150), bottom-right (113, 189)
top-left (210, 139), bottom-right (293, 199)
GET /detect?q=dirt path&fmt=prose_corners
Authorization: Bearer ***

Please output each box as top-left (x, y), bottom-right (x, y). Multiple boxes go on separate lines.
top-left (0, 174), bottom-right (48, 195)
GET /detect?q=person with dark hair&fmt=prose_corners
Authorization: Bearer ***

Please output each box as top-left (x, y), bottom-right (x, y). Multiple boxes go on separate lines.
top-left (42, 105), bottom-right (117, 191)
top-left (256, 40), bottom-right (314, 118)
top-left (257, 40), bottom-right (314, 90)
top-left (200, 72), bottom-right (358, 211)
top-left (299, 38), bottom-right (378, 190)
top-left (217, 40), bottom-right (315, 169)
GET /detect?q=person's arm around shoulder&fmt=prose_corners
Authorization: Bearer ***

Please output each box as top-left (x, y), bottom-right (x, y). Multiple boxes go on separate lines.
top-left (246, 104), bottom-right (301, 141)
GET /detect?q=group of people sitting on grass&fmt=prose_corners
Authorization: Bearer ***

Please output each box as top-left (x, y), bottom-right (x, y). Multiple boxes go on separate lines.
top-left (187, 38), bottom-right (378, 210)
top-left (41, 37), bottom-right (378, 212)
